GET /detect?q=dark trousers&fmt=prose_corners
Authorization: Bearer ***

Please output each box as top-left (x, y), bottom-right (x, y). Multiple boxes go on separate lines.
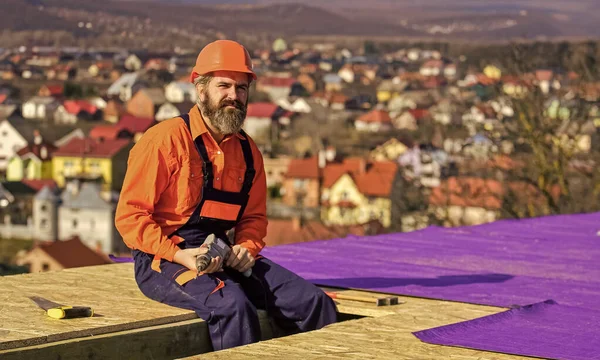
top-left (133, 250), bottom-right (337, 351)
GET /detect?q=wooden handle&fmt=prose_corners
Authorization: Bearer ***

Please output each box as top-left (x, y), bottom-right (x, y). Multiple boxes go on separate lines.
top-left (325, 292), bottom-right (387, 306)
top-left (47, 306), bottom-right (94, 319)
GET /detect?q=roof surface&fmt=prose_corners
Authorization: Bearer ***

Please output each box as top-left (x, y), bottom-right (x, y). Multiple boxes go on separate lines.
top-left (37, 237), bottom-right (111, 268)
top-left (53, 137), bottom-right (131, 158)
top-left (263, 211), bottom-right (600, 311)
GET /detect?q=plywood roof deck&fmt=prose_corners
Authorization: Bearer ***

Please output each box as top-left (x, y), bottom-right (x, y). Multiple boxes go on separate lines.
top-left (0, 263), bottom-right (532, 360)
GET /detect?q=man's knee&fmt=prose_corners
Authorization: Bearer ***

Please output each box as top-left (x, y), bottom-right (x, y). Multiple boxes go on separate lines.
top-left (310, 287), bottom-right (337, 321)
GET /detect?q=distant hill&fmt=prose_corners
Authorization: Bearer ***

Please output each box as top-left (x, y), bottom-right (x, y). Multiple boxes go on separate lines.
top-left (2, 0), bottom-right (416, 36)
top-left (146, 0), bottom-right (600, 39)
top-left (0, 0), bottom-right (598, 47)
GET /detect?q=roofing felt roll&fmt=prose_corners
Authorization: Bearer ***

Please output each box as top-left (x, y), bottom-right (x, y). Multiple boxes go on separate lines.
top-left (413, 300), bottom-right (600, 360)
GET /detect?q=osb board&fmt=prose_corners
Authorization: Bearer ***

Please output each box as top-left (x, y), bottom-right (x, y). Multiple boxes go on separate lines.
top-left (184, 295), bottom-right (532, 360)
top-left (0, 263), bottom-right (197, 351)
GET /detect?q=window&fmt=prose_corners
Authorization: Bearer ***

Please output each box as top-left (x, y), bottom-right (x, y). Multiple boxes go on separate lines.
top-left (1, 130), bottom-right (7, 137)
top-left (341, 191), bottom-right (349, 200)
top-left (41, 204), bottom-right (47, 212)
top-left (40, 219), bottom-right (48, 228)
top-left (42, 263), bottom-right (50, 271)
top-left (72, 219), bottom-right (78, 229)
top-left (90, 219), bottom-right (95, 230)
top-left (294, 179), bottom-right (305, 189)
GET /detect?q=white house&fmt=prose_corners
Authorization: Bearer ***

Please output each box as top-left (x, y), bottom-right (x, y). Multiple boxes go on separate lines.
top-left (33, 186), bottom-right (60, 241)
top-left (393, 111), bottom-right (418, 131)
top-left (444, 64), bottom-right (457, 78)
top-left (165, 81), bottom-right (196, 103)
top-left (338, 65), bottom-right (355, 83)
top-left (355, 109), bottom-right (393, 132)
top-left (462, 134), bottom-right (498, 160)
top-left (420, 60), bottom-right (444, 77)
top-left (407, 48), bottom-right (421, 62)
top-left (107, 72), bottom-right (140, 102)
top-left (323, 73), bottom-right (343, 92)
top-left (87, 97), bottom-right (108, 110)
top-left (244, 103), bottom-right (279, 141)
top-left (22, 97), bottom-right (58, 120)
top-left (155, 102), bottom-right (193, 122)
top-left (124, 54), bottom-right (143, 71)
top-left (0, 120), bottom-right (27, 171)
top-left (58, 181), bottom-right (120, 254)
top-left (155, 103), bottom-right (180, 122)
top-left (53, 105), bottom-right (78, 125)
top-left (276, 98), bottom-right (311, 113)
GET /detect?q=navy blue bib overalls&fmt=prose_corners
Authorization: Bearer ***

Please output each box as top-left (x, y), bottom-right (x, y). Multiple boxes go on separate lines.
top-left (132, 115), bottom-right (337, 351)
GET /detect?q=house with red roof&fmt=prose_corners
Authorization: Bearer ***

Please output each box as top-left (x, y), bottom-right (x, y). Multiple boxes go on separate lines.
top-left (51, 137), bottom-right (133, 191)
top-left (144, 58), bottom-right (171, 71)
top-left (21, 96), bottom-right (60, 120)
top-left (282, 156), bottom-right (321, 209)
top-left (126, 88), bottom-right (166, 119)
top-left (311, 91), bottom-right (347, 110)
top-left (354, 109), bottom-right (393, 132)
top-left (393, 108), bottom-right (430, 131)
top-left (6, 131), bottom-right (57, 182)
top-left (117, 115), bottom-right (156, 142)
top-left (420, 59), bottom-right (445, 77)
top-left (89, 125), bottom-right (134, 142)
top-left (103, 99), bottom-right (126, 123)
top-left (244, 102), bottom-right (293, 147)
top-left (429, 176), bottom-right (562, 227)
top-left (256, 76), bottom-right (299, 101)
top-left (264, 217), bottom-right (384, 247)
top-left (321, 158), bottom-right (398, 228)
top-left (54, 100), bottom-right (101, 124)
top-left (15, 237), bottom-right (111, 273)
top-left (38, 84), bottom-right (64, 98)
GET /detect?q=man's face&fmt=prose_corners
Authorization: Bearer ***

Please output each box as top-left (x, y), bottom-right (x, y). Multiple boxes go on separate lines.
top-left (197, 70), bottom-right (250, 135)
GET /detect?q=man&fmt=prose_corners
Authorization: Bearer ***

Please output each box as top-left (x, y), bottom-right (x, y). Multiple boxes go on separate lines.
top-left (115, 40), bottom-right (337, 351)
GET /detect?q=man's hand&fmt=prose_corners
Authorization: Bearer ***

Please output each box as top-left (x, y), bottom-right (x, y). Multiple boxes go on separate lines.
top-left (226, 245), bottom-right (255, 274)
top-left (173, 247), bottom-right (222, 274)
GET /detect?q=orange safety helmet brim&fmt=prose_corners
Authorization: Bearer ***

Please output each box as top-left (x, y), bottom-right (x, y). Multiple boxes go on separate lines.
top-left (189, 40), bottom-right (257, 83)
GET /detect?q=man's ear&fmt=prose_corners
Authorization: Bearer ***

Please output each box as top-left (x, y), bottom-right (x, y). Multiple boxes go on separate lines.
top-left (196, 84), bottom-right (206, 102)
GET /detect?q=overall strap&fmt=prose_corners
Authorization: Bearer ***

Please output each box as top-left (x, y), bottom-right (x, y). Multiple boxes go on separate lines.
top-left (180, 114), bottom-right (214, 189)
top-left (239, 129), bottom-right (255, 194)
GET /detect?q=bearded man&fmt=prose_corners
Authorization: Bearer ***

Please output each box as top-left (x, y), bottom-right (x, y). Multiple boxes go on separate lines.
top-left (115, 40), bottom-right (337, 351)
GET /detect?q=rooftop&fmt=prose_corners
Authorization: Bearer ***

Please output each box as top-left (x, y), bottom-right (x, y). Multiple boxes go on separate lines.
top-left (53, 137), bottom-right (131, 158)
top-left (0, 212), bottom-right (597, 359)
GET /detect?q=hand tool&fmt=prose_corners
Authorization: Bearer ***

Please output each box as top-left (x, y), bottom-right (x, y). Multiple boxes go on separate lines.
top-left (196, 234), bottom-right (252, 277)
top-left (29, 296), bottom-right (94, 319)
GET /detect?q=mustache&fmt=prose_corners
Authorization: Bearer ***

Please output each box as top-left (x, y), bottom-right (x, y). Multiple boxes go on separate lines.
top-left (219, 99), bottom-right (245, 110)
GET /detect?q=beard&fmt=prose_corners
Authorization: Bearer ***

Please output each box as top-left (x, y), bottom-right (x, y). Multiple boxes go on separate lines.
top-left (198, 91), bottom-right (247, 135)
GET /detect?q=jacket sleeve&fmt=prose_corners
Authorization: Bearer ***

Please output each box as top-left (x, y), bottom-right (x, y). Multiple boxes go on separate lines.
top-left (234, 143), bottom-right (267, 257)
top-left (115, 138), bottom-right (180, 261)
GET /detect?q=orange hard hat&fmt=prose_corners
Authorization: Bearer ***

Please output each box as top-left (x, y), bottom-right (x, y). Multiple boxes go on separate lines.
top-left (190, 40), bottom-right (257, 83)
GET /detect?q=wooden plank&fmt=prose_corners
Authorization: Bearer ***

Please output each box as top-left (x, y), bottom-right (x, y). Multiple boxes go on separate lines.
top-left (0, 263), bottom-right (536, 359)
top-left (182, 296), bottom-right (532, 360)
top-left (0, 311), bottom-right (278, 360)
top-left (0, 264), bottom-right (197, 350)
